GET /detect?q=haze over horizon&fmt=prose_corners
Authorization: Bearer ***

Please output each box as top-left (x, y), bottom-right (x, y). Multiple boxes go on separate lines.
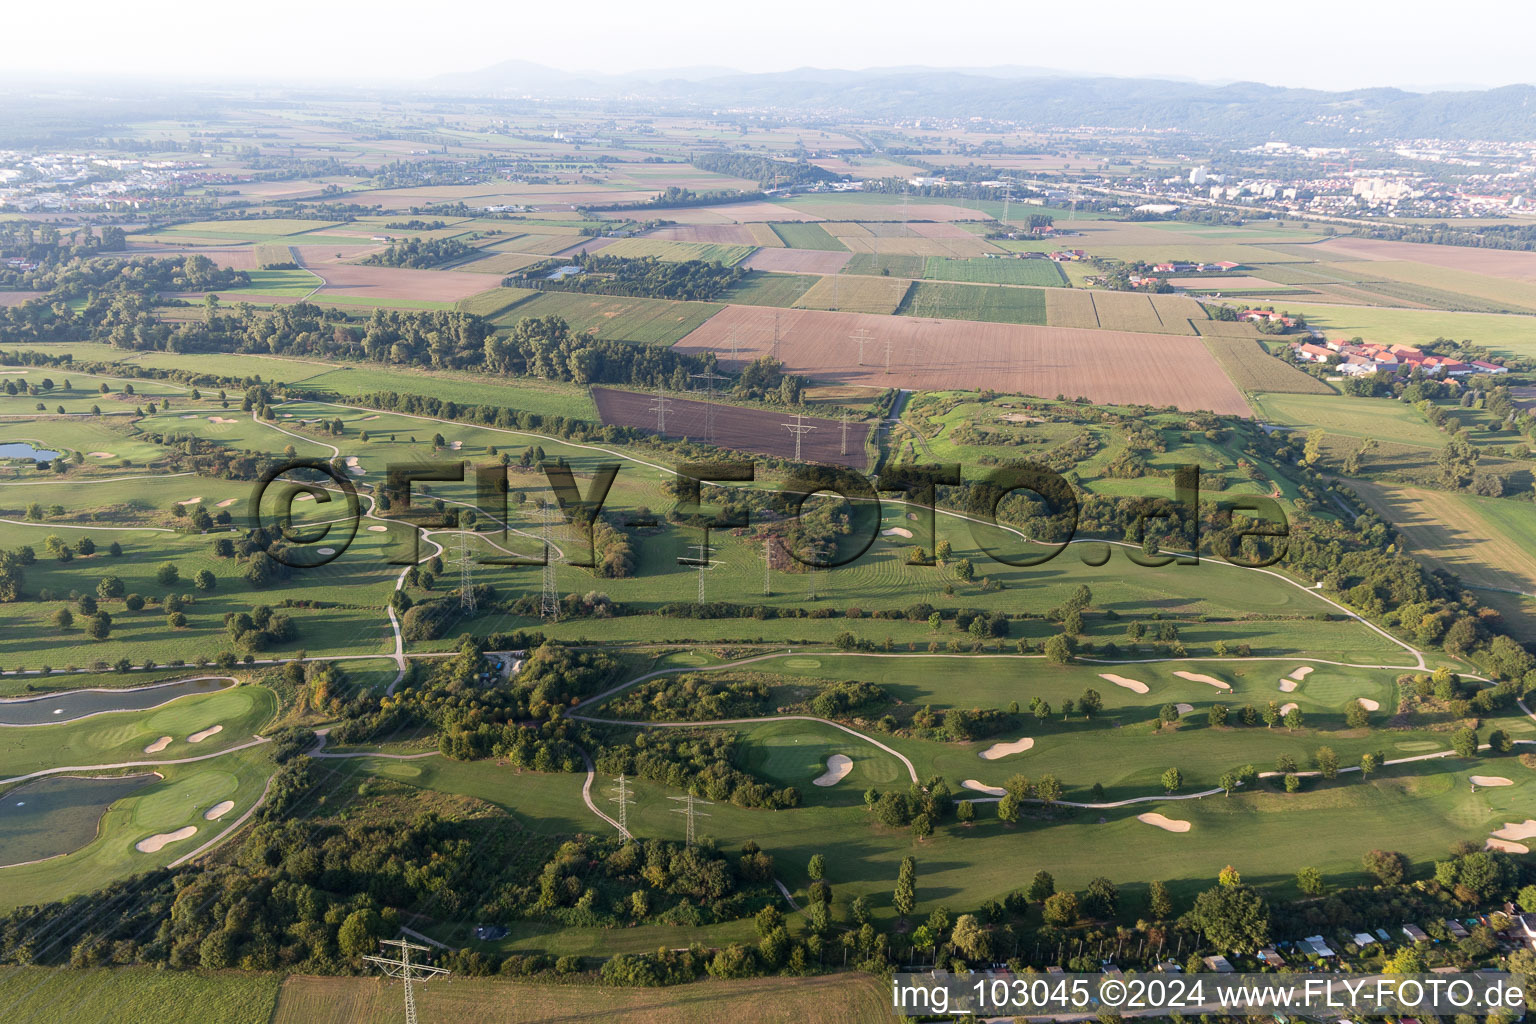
top-left (6, 0), bottom-right (1536, 94)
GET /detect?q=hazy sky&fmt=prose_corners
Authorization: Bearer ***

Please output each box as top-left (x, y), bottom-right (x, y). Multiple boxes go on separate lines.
top-left (9, 0), bottom-right (1535, 92)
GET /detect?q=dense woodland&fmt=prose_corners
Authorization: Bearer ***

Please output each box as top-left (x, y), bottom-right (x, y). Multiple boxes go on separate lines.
top-left (510, 252), bottom-right (744, 301)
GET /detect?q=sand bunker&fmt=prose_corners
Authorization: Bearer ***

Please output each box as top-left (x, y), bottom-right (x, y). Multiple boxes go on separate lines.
top-left (86, 451), bottom-right (114, 458)
top-left (316, 547), bottom-right (336, 556)
top-left (204, 800), bottom-right (235, 821)
top-left (1173, 671), bottom-right (1231, 691)
top-left (979, 737), bottom-right (1034, 760)
top-left (1138, 813), bottom-right (1191, 833)
top-left (1491, 819), bottom-right (1536, 842)
top-left (143, 736), bottom-right (172, 754)
top-left (812, 754), bottom-right (853, 787)
top-left (449, 440), bottom-right (462, 450)
top-left (1099, 673), bottom-right (1148, 694)
top-left (1278, 679), bottom-right (1297, 692)
top-left (206, 416), bottom-right (237, 424)
top-left (367, 524), bottom-right (388, 532)
top-left (176, 496), bottom-right (203, 505)
top-left (361, 415), bottom-right (380, 421)
top-left (187, 725), bottom-right (223, 743)
top-left (1279, 702), bottom-right (1298, 716)
top-left (344, 456), bottom-right (365, 476)
top-left (215, 498), bottom-right (237, 508)
top-left (1487, 838), bottom-right (1529, 854)
top-left (1175, 703), bottom-right (1194, 715)
top-left (1288, 666), bottom-right (1314, 681)
top-left (1471, 776), bottom-right (1514, 787)
top-left (881, 527), bottom-right (913, 539)
top-left (962, 780), bottom-right (1007, 796)
top-left (136, 826), bottom-right (197, 853)
top-left (1357, 698), bottom-right (1380, 711)
top-left (179, 414), bottom-right (197, 420)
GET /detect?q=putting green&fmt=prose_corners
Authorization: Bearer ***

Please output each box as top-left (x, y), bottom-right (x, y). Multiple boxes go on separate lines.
top-left (662, 652), bottom-right (708, 666)
top-left (740, 720), bottom-right (902, 798)
top-left (131, 769), bottom-right (238, 829)
top-left (374, 761), bottom-right (424, 778)
top-left (782, 657), bottom-right (822, 669)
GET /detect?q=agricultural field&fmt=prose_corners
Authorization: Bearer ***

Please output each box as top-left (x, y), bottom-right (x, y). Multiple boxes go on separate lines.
top-left (590, 238), bottom-right (756, 265)
top-left (766, 222), bottom-right (848, 251)
top-left (922, 256), bottom-right (1067, 287)
top-left (895, 281), bottom-right (1047, 325)
top-left (792, 274), bottom-right (910, 315)
top-left (9, 90), bottom-right (1536, 1024)
top-left (675, 305), bottom-right (1254, 414)
top-left (1199, 336), bottom-right (1335, 395)
top-left (1347, 479), bottom-right (1536, 597)
top-left (497, 291), bottom-right (723, 346)
top-left (591, 386), bottom-right (871, 469)
top-left (0, 968), bottom-right (282, 1024)
top-left (719, 271), bottom-right (817, 307)
top-left (269, 973), bottom-right (889, 1024)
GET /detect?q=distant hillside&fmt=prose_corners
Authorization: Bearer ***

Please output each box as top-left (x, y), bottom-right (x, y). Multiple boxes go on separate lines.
top-left (428, 62), bottom-right (1536, 143)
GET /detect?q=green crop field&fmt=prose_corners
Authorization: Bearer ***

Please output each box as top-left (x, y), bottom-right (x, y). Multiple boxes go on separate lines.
top-left (895, 281), bottom-right (1047, 324)
top-left (293, 363), bottom-right (597, 420)
top-left (1272, 301), bottom-right (1536, 357)
top-left (0, 967), bottom-right (282, 1024)
top-left (496, 291), bottom-right (723, 346)
top-left (768, 223), bottom-right (848, 251)
top-left (1200, 336), bottom-right (1335, 394)
top-left (793, 274), bottom-right (911, 314)
top-left (454, 286), bottom-right (537, 318)
top-left (840, 252), bottom-right (925, 278)
top-left (721, 271), bottom-right (816, 307)
top-left (923, 256), bottom-right (1066, 287)
top-left (593, 238), bottom-right (756, 265)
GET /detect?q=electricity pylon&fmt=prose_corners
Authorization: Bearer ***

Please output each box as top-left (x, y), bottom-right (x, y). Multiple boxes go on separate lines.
top-left (453, 531), bottom-right (476, 614)
top-left (669, 793), bottom-right (712, 848)
top-left (363, 939), bottom-right (449, 1024)
top-left (840, 410), bottom-right (851, 455)
top-left (608, 773), bottom-right (635, 835)
top-left (649, 384), bottom-right (672, 437)
top-left (762, 534), bottom-right (772, 597)
top-left (782, 413), bottom-right (816, 461)
top-left (539, 502), bottom-right (558, 623)
top-left (850, 328), bottom-right (872, 366)
top-left (690, 370), bottom-right (729, 442)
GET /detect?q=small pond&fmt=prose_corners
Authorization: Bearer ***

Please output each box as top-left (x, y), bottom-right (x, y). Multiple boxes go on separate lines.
top-left (0, 441), bottom-right (60, 461)
top-left (0, 676), bottom-right (232, 726)
top-left (0, 773), bottom-right (158, 866)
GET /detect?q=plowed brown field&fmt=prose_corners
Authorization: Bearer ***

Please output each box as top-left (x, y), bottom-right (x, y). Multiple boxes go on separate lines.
top-left (673, 305), bottom-right (1252, 415)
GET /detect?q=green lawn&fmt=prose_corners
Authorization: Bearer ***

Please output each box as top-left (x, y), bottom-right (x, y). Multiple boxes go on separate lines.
top-left (1248, 392), bottom-right (1446, 447)
top-left (721, 271), bottom-right (817, 307)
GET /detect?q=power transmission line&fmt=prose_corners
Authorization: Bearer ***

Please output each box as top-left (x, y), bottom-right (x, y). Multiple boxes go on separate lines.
top-left (539, 502), bottom-right (559, 623)
top-left (782, 412), bottom-right (816, 462)
top-left (648, 384), bottom-right (671, 437)
top-left (850, 328), bottom-right (872, 366)
top-left (452, 531), bottom-right (475, 614)
top-left (608, 773), bottom-right (635, 835)
top-left (690, 370), bottom-right (729, 442)
top-left (363, 939), bottom-right (449, 1024)
top-left (840, 410), bottom-right (850, 456)
top-left (668, 793), bottom-right (712, 848)
top-left (762, 534), bottom-right (772, 597)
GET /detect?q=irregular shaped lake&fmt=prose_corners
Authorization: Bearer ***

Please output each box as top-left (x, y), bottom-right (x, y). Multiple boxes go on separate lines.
top-left (0, 773), bottom-right (157, 866)
top-left (0, 676), bottom-right (232, 726)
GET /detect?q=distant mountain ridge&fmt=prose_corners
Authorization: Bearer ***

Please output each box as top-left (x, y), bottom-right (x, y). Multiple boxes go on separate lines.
top-left (429, 61), bottom-right (1536, 143)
